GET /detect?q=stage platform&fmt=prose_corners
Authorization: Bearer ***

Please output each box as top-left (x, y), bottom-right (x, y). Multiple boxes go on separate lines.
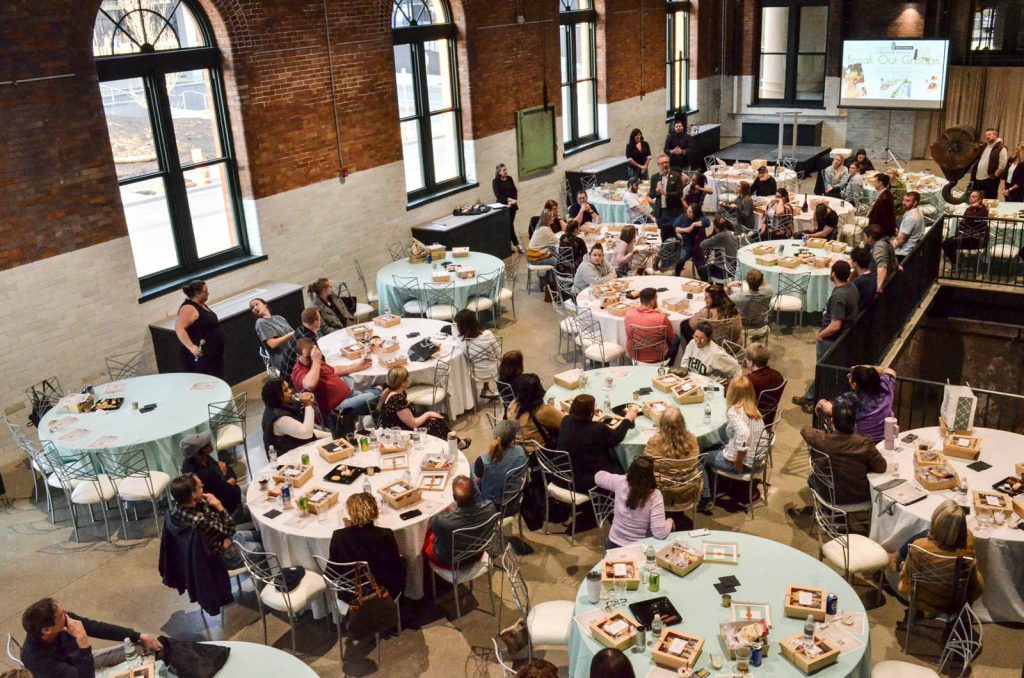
top-left (715, 142), bottom-right (832, 175)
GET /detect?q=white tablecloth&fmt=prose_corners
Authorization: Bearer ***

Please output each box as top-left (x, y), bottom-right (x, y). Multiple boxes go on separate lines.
top-left (862, 171), bottom-right (944, 210)
top-left (38, 374), bottom-right (234, 477)
top-left (318, 317), bottom-right (476, 418)
top-left (375, 251), bottom-right (505, 315)
top-left (574, 275), bottom-right (706, 348)
top-left (736, 239), bottom-right (846, 313)
top-left (868, 426), bottom-right (1024, 623)
top-left (755, 194), bottom-right (856, 235)
top-left (708, 166), bottom-right (797, 199)
top-left (249, 435), bottom-right (469, 601)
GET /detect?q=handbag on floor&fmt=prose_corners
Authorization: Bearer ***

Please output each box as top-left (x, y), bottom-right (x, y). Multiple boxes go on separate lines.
top-left (346, 562), bottom-right (399, 639)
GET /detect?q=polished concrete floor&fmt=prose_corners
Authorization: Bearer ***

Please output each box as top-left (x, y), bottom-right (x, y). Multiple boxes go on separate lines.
top-left (2, 170), bottom-right (1021, 676)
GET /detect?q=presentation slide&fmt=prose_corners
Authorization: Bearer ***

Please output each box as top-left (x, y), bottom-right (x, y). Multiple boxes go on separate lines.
top-left (839, 40), bottom-right (950, 110)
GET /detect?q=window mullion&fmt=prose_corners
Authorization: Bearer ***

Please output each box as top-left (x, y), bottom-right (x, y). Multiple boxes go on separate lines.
top-left (413, 43), bottom-right (436, 192)
top-left (149, 74), bottom-right (198, 269)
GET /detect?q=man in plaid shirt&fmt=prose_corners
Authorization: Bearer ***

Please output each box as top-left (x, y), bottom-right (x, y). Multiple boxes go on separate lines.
top-left (169, 474), bottom-right (260, 569)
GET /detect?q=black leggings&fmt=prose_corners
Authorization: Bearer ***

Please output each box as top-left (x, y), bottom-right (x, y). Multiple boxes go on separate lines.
top-left (509, 207), bottom-right (520, 247)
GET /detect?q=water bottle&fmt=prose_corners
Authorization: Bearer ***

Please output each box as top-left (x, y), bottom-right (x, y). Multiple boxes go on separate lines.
top-left (123, 638), bottom-right (137, 666)
top-left (803, 614), bottom-right (816, 648)
top-left (268, 445), bottom-right (278, 464)
top-left (362, 476), bottom-right (372, 494)
top-left (603, 396), bottom-right (611, 412)
top-left (703, 400), bottom-right (712, 425)
top-left (645, 544), bottom-right (656, 570)
top-left (447, 432), bottom-right (459, 462)
top-left (650, 613), bottom-right (664, 640)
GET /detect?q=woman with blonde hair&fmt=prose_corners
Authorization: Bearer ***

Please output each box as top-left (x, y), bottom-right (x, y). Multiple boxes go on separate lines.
top-left (697, 375), bottom-right (765, 511)
top-left (643, 407), bottom-right (698, 460)
top-left (329, 492), bottom-right (405, 599)
top-left (1005, 142), bottom-right (1024, 202)
top-left (378, 366), bottom-right (469, 447)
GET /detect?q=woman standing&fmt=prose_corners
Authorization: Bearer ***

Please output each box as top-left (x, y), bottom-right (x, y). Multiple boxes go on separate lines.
top-left (1004, 143), bottom-right (1024, 202)
top-left (595, 457), bottom-right (673, 549)
top-left (493, 163), bottom-right (523, 254)
top-left (307, 278), bottom-right (354, 334)
top-left (720, 181), bottom-right (755, 234)
top-left (625, 128), bottom-right (652, 180)
top-left (685, 169), bottom-right (712, 208)
top-left (175, 280), bottom-right (225, 378)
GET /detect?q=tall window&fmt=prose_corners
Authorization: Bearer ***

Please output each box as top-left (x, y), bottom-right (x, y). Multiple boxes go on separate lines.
top-left (93, 0), bottom-right (248, 290)
top-left (666, 2), bottom-right (690, 116)
top-left (559, 0), bottom-right (598, 150)
top-left (970, 0), bottom-right (1024, 61)
top-left (392, 0), bottom-right (466, 202)
top-left (757, 0), bottom-right (829, 106)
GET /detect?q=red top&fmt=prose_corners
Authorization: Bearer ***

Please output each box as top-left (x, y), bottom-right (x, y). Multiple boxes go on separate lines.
top-left (624, 307), bottom-right (675, 363)
top-left (292, 360), bottom-right (351, 414)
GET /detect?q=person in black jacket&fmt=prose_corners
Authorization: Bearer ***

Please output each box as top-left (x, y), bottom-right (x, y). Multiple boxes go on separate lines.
top-left (750, 165), bottom-right (777, 197)
top-left (663, 118), bottom-right (691, 171)
top-left (329, 492), bottom-right (406, 601)
top-left (557, 394), bottom-right (637, 492)
top-left (845, 148), bottom-right (875, 173)
top-left (179, 432), bottom-right (244, 520)
top-left (492, 163), bottom-right (523, 254)
top-left (20, 597), bottom-right (162, 677)
top-left (1005, 142), bottom-right (1024, 202)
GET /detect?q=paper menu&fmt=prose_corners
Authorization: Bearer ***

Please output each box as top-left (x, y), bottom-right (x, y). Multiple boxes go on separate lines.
top-left (87, 435), bottom-right (122, 449)
top-left (102, 382), bottom-right (127, 395)
top-left (191, 381), bottom-right (217, 390)
top-left (48, 416), bottom-right (80, 432)
top-left (826, 610), bottom-right (866, 635)
top-left (815, 621), bottom-right (865, 655)
top-left (667, 638), bottom-right (687, 655)
top-left (613, 563), bottom-right (628, 577)
top-left (798, 591), bottom-right (814, 606)
top-left (58, 428), bottom-right (91, 442)
top-left (574, 608), bottom-right (607, 634)
top-left (603, 619), bottom-right (628, 636)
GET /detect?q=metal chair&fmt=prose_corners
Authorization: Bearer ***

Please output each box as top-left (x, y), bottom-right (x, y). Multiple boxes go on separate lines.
top-left (353, 258), bottom-right (380, 310)
top-left (580, 174), bottom-right (598, 191)
top-left (575, 309), bottom-right (626, 368)
top-left (498, 545), bottom-right (574, 661)
top-left (810, 493), bottom-right (888, 606)
top-left (495, 458), bottom-right (529, 555)
top-left (388, 241), bottom-right (408, 262)
top-left (236, 541), bottom-right (327, 652)
top-left (105, 351), bottom-right (145, 381)
top-left (42, 442), bottom-right (123, 542)
top-left (4, 411), bottom-right (50, 514)
top-left (587, 487), bottom-right (615, 542)
top-left (871, 603), bottom-right (982, 678)
top-left (741, 307), bottom-right (772, 346)
top-left (97, 448), bottom-right (170, 537)
top-left (550, 284), bottom-right (581, 364)
top-left (771, 272), bottom-right (811, 327)
top-left (335, 280), bottom-right (374, 322)
top-left (422, 281), bottom-right (457, 321)
top-left (258, 345), bottom-right (280, 378)
top-left (392, 275), bottom-right (424, 317)
top-left (428, 511), bottom-right (501, 625)
top-left (495, 379), bottom-right (516, 416)
top-left (902, 544), bottom-right (976, 655)
top-left (406, 353), bottom-right (452, 423)
top-left (755, 379), bottom-right (787, 428)
top-left (491, 637), bottom-right (516, 676)
top-left (466, 336), bottom-right (504, 414)
top-left (533, 445), bottom-right (591, 544)
top-left (646, 239), bottom-right (681, 274)
top-left (313, 556), bottom-right (401, 668)
top-left (706, 247), bottom-right (738, 284)
top-left (26, 377), bottom-right (64, 426)
top-left (6, 633), bottom-right (22, 667)
top-left (720, 338), bottom-right (746, 363)
top-left (627, 324), bottom-right (668, 365)
top-left (526, 258), bottom-right (555, 295)
top-left (653, 455), bottom-right (705, 525)
top-left (465, 269), bottom-right (501, 326)
top-left (807, 446), bottom-right (872, 514)
top-left (209, 393), bottom-right (250, 477)
top-left (709, 422), bottom-right (775, 518)
top-left (497, 259), bottom-right (519, 323)
top-left (705, 317), bottom-right (742, 347)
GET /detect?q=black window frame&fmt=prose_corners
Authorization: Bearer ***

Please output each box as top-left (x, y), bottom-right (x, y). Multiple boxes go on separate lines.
top-left (391, 1), bottom-right (468, 204)
top-left (968, 0), bottom-right (1024, 65)
top-left (666, 1), bottom-right (692, 118)
top-left (93, 0), bottom-right (251, 294)
top-left (559, 1), bottom-right (600, 151)
top-left (755, 0), bottom-right (830, 107)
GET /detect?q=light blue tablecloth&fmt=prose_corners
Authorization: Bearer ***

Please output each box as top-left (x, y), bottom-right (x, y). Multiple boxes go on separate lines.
top-left (736, 239), bottom-right (838, 314)
top-left (100, 640), bottom-right (317, 677)
top-left (567, 531), bottom-right (871, 678)
top-left (544, 366), bottom-right (729, 470)
top-left (376, 251), bottom-right (505, 315)
top-left (38, 373), bottom-right (233, 477)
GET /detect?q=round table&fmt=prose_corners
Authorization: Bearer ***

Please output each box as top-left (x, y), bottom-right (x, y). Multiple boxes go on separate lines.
top-left (574, 275), bottom-right (707, 348)
top-left (736, 239), bottom-right (847, 314)
top-left (375, 251), bottom-right (505, 315)
top-left (248, 433), bottom-right (470, 601)
top-left (707, 165), bottom-right (797, 198)
top-left (754, 194), bottom-right (856, 235)
top-left (318, 317), bottom-right (476, 419)
top-left (863, 170), bottom-right (944, 210)
top-left (101, 640), bottom-right (317, 677)
top-left (544, 365), bottom-right (728, 469)
top-left (867, 426), bottom-right (1024, 623)
top-left (588, 182), bottom-right (651, 224)
top-left (567, 531), bottom-right (871, 678)
top-left (37, 374), bottom-right (233, 477)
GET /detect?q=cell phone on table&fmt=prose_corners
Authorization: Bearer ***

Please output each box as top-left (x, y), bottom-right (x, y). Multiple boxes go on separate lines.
top-left (901, 433), bottom-right (918, 443)
top-left (139, 403), bottom-right (157, 413)
top-left (400, 509), bottom-right (422, 521)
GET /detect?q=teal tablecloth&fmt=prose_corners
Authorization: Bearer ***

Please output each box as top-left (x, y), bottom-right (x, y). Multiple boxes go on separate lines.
top-left (100, 640), bottom-right (317, 677)
top-left (375, 251), bottom-right (505, 315)
top-left (544, 366), bottom-right (729, 470)
top-left (568, 531), bottom-right (871, 678)
top-left (736, 239), bottom-right (838, 314)
top-left (38, 373), bottom-right (233, 477)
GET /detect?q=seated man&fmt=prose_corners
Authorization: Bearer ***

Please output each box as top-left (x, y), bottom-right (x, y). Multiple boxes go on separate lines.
top-left (801, 403), bottom-right (886, 505)
top-left (750, 165), bottom-right (777, 197)
top-left (20, 597), bottom-right (162, 677)
top-left (179, 432), bottom-right (244, 521)
top-left (624, 288), bottom-right (678, 364)
top-left (727, 268), bottom-right (774, 328)
top-left (168, 474), bottom-right (260, 570)
top-left (291, 339), bottom-right (380, 436)
top-left (423, 475), bottom-right (496, 569)
top-left (249, 297), bottom-right (294, 373)
top-left (280, 307), bottom-right (324, 378)
top-left (697, 217), bottom-right (739, 282)
top-left (621, 179), bottom-right (655, 223)
top-left (567, 189), bottom-right (602, 232)
top-left (573, 244), bottom-right (615, 294)
top-left (804, 203), bottom-right (839, 241)
top-left (744, 342), bottom-right (784, 423)
top-left (681, 321), bottom-right (741, 384)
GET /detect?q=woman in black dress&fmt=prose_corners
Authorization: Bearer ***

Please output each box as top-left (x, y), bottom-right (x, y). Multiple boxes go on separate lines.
top-left (378, 366), bottom-right (470, 448)
top-left (626, 128), bottom-right (652, 180)
top-left (175, 279), bottom-right (225, 378)
top-left (492, 163), bottom-right (523, 255)
top-left (556, 394), bottom-right (636, 492)
top-left (329, 492), bottom-right (406, 601)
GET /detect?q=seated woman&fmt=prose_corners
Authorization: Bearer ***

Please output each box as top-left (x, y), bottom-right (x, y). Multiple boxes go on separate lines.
top-left (497, 350), bottom-right (525, 407)
top-left (526, 206), bottom-right (563, 269)
top-left (455, 309), bottom-right (500, 379)
top-left (816, 365), bottom-right (896, 443)
top-left (559, 221), bottom-right (589, 274)
top-left (507, 373), bottom-right (564, 447)
top-left (698, 376), bottom-right (765, 511)
top-left (760, 189), bottom-right (795, 241)
top-left (608, 225), bottom-right (637, 278)
top-left (473, 420), bottom-right (528, 507)
top-left (673, 203), bottom-right (709, 276)
top-left (329, 492), bottom-right (406, 601)
top-left (822, 155), bottom-right (849, 198)
top-left (897, 499), bottom-right (984, 614)
top-left (642, 407), bottom-right (697, 460)
top-left (681, 284), bottom-right (742, 345)
top-left (557, 395), bottom-right (637, 492)
top-left (378, 366), bottom-right (470, 449)
top-left (307, 278), bottom-right (355, 334)
top-left (260, 377), bottom-right (330, 454)
top-left (595, 457), bottom-right (673, 549)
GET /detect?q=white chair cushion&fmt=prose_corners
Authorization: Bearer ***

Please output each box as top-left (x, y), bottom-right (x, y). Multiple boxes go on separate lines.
top-left (528, 264), bottom-right (554, 272)
top-left (584, 342), bottom-right (626, 364)
top-left (822, 534), bottom-right (889, 574)
top-left (47, 473), bottom-right (81, 490)
top-left (773, 295), bottom-right (804, 312)
top-left (527, 599), bottom-right (574, 645)
top-left (499, 288), bottom-right (513, 302)
top-left (465, 297), bottom-right (494, 312)
top-left (871, 660), bottom-right (940, 678)
top-left (403, 299), bottom-right (423, 315)
top-left (70, 475), bottom-right (118, 505)
top-left (546, 482), bottom-right (590, 506)
top-left (429, 552), bottom-right (490, 584)
top-left (354, 302), bottom-right (374, 318)
top-left (559, 318), bottom-right (577, 334)
top-left (115, 472), bottom-right (171, 502)
top-left (407, 385), bottom-right (445, 406)
top-left (215, 423), bottom-right (245, 450)
top-left (426, 305), bottom-right (456, 321)
top-left (990, 244), bottom-right (1017, 259)
top-left (260, 571), bottom-right (327, 613)
top-left (367, 291), bottom-right (379, 303)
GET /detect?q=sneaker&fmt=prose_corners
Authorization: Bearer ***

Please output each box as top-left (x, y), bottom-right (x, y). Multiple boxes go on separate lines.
top-left (697, 499), bottom-right (714, 513)
top-left (791, 396), bottom-right (815, 414)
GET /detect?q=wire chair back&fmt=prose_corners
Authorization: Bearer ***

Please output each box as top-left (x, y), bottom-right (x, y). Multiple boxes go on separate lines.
top-left (42, 443), bottom-right (99, 492)
top-left (937, 603), bottom-right (983, 678)
top-left (466, 336), bottom-right (503, 383)
top-left (807, 446), bottom-right (838, 506)
top-left (451, 512), bottom-right (501, 569)
top-left (495, 379), bottom-right (516, 411)
top-left (6, 633), bottom-right (22, 667)
top-left (354, 258), bottom-right (374, 301)
top-left (811, 492), bottom-right (852, 573)
top-left (258, 345), bottom-right (280, 378)
top-left (706, 248), bottom-right (738, 284)
top-left (26, 377), bottom-right (64, 426)
top-left (905, 544), bottom-right (975, 613)
top-left (580, 175), bottom-right (598, 191)
top-left (313, 556), bottom-right (382, 601)
top-left (653, 455), bottom-right (705, 509)
top-left (388, 241), bottom-right (408, 262)
top-left (472, 269), bottom-right (502, 304)
top-left (422, 281), bottom-right (457, 319)
top-left (534, 445), bottom-right (577, 492)
top-left (720, 338), bottom-right (745, 363)
top-left (498, 458), bottom-right (529, 520)
top-left (627, 324), bottom-right (668, 365)
top-left (208, 393), bottom-right (247, 442)
top-left (500, 544), bottom-right (532, 617)
top-left (97, 447), bottom-right (155, 483)
top-left (776, 272), bottom-right (810, 300)
top-left (392, 275), bottom-right (423, 305)
top-left (587, 487), bottom-right (615, 529)
top-left (651, 239), bottom-right (681, 272)
top-left (105, 351), bottom-right (145, 381)
top-left (756, 379), bottom-right (787, 424)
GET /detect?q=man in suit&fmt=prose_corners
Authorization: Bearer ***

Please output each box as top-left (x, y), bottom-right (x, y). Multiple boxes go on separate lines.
top-left (649, 154), bottom-right (687, 242)
top-left (867, 173), bottom-right (896, 238)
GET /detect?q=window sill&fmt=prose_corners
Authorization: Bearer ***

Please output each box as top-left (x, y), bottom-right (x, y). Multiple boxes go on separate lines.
top-left (665, 108), bottom-right (700, 122)
top-left (406, 181), bottom-right (480, 211)
top-left (138, 254), bottom-right (268, 303)
top-left (749, 102), bottom-right (827, 110)
top-left (563, 137), bottom-right (610, 158)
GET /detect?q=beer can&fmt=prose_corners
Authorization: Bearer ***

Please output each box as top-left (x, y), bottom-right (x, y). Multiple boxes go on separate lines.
top-left (300, 453), bottom-right (310, 466)
top-left (648, 571), bottom-right (660, 592)
top-left (751, 641), bottom-right (763, 667)
top-left (826, 593), bottom-right (838, 616)
top-left (281, 483), bottom-right (292, 509)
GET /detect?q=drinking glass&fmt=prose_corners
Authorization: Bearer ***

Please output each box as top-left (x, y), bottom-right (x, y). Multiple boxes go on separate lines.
top-left (993, 510), bottom-right (1006, 527)
top-left (415, 427), bottom-right (428, 449)
top-left (891, 462), bottom-right (900, 478)
top-left (976, 512), bottom-right (992, 535)
top-left (604, 376), bottom-right (614, 391)
top-left (735, 645), bottom-right (752, 674)
top-left (614, 578), bottom-right (627, 608)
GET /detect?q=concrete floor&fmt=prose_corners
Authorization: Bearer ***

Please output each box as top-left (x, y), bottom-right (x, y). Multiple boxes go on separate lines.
top-left (2, 166), bottom-right (1021, 677)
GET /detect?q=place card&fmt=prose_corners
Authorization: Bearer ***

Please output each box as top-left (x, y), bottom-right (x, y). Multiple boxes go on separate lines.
top-left (103, 382), bottom-right (127, 395)
top-left (47, 415), bottom-right (80, 432)
top-left (191, 381), bottom-right (217, 390)
top-left (87, 435), bottom-right (122, 449)
top-left (58, 428), bottom-right (91, 442)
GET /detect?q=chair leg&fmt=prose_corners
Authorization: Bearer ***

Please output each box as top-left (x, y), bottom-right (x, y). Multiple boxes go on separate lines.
top-left (290, 615), bottom-right (297, 653)
top-left (69, 503), bottom-right (81, 543)
top-left (99, 502), bottom-right (112, 542)
top-left (151, 496), bottom-right (161, 536)
top-left (375, 631), bottom-right (382, 667)
top-left (452, 577), bottom-right (462, 622)
top-left (488, 566), bottom-right (495, 615)
top-left (543, 493), bottom-right (550, 535)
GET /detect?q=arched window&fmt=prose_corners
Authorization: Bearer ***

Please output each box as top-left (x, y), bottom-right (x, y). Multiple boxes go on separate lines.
top-left (392, 0), bottom-right (466, 202)
top-left (666, 1), bottom-right (690, 116)
top-left (559, 0), bottom-right (598, 151)
top-left (93, 0), bottom-right (249, 293)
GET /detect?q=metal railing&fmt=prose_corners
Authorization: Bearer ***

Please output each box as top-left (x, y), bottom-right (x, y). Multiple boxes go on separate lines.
top-left (937, 212), bottom-right (1024, 288)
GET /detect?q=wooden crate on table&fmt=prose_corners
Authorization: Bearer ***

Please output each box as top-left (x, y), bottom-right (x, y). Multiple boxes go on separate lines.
top-left (671, 378), bottom-right (704, 405)
top-left (652, 373), bottom-right (685, 393)
top-left (600, 558), bottom-right (641, 590)
top-left (319, 438), bottom-right (356, 463)
top-left (303, 487), bottom-right (339, 514)
top-left (805, 237), bottom-right (827, 249)
top-left (973, 490), bottom-right (1012, 518)
top-left (379, 480), bottom-right (421, 510)
top-left (778, 256), bottom-right (802, 269)
top-left (452, 246), bottom-right (470, 258)
top-left (754, 254), bottom-right (780, 267)
top-left (431, 271), bottom-right (451, 283)
top-left (349, 324), bottom-right (374, 341)
top-left (341, 343), bottom-right (367, 360)
top-left (589, 611), bottom-right (640, 651)
top-left (825, 241), bottom-right (848, 254)
top-left (374, 313), bottom-right (401, 328)
top-left (382, 353), bottom-right (409, 369)
top-left (553, 368), bottom-right (583, 389)
top-left (642, 400), bottom-right (672, 426)
top-left (379, 452), bottom-right (409, 472)
top-left (656, 541), bottom-right (703, 577)
top-left (273, 464), bottom-right (313, 489)
top-left (652, 629), bottom-right (704, 670)
top-left (427, 244), bottom-right (447, 259)
top-left (681, 280), bottom-right (707, 295)
top-left (661, 296), bottom-right (689, 313)
top-left (779, 632), bottom-right (841, 674)
top-left (455, 266), bottom-right (476, 279)
top-left (751, 243), bottom-right (778, 256)
top-left (784, 585), bottom-right (828, 622)
top-left (606, 302), bottom-right (633, 317)
top-left (944, 433), bottom-right (981, 460)
top-left (914, 462), bottom-right (960, 491)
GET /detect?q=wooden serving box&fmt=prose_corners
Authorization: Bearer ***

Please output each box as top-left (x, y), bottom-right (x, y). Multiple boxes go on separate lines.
top-left (455, 267), bottom-right (476, 279)
top-left (1015, 462), bottom-right (1024, 478)
top-left (303, 487), bottom-right (339, 514)
top-left (938, 415), bottom-right (973, 439)
top-left (805, 237), bottom-right (827, 249)
top-left (418, 470), bottom-right (451, 491)
top-left (652, 373), bottom-right (685, 393)
top-left (379, 480), bottom-right (421, 509)
top-left (681, 280), bottom-right (707, 295)
top-left (601, 559), bottom-right (641, 590)
top-left (553, 368), bottom-right (583, 389)
top-left (755, 254), bottom-right (780, 267)
top-left (1012, 495), bottom-right (1024, 520)
top-left (381, 353), bottom-right (409, 369)
top-left (349, 324), bottom-right (374, 341)
top-left (661, 296), bottom-right (689, 313)
top-left (379, 452), bottom-right (410, 472)
top-left (655, 541), bottom-right (703, 577)
top-left (589, 612), bottom-right (640, 651)
top-left (111, 662), bottom-right (156, 678)
top-left (780, 632), bottom-right (841, 674)
top-left (944, 434), bottom-right (981, 460)
top-left (606, 302), bottom-right (633, 317)
top-left (826, 241), bottom-right (848, 253)
top-left (379, 436), bottom-right (411, 455)
top-left (973, 490), bottom-right (1012, 517)
top-left (373, 313), bottom-right (401, 328)
top-left (319, 438), bottom-right (356, 463)
top-left (431, 271), bottom-right (451, 283)
top-left (784, 585), bottom-right (828, 622)
top-left (420, 453), bottom-right (452, 472)
top-left (812, 255), bottom-right (831, 268)
top-left (913, 449), bottom-right (946, 466)
top-left (720, 620), bottom-right (770, 660)
top-left (341, 343), bottom-right (367, 360)
top-left (642, 400), bottom-right (672, 426)
top-left (652, 629), bottom-right (704, 669)
top-left (778, 256), bottom-right (803, 269)
top-left (452, 246), bottom-right (470, 258)
top-left (672, 378), bottom-right (705, 405)
top-left (914, 463), bottom-right (961, 491)
top-left (751, 243), bottom-right (778, 256)
top-left (427, 244), bottom-right (447, 259)
top-left (273, 464), bottom-right (313, 488)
